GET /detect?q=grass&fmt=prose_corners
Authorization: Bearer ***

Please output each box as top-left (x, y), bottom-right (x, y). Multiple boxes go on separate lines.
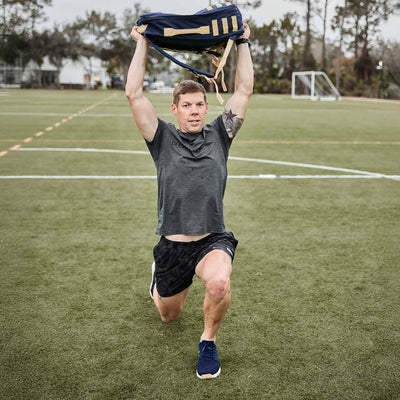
top-left (0, 89), bottom-right (399, 399)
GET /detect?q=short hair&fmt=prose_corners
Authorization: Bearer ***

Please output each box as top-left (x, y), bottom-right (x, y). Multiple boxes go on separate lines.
top-left (173, 80), bottom-right (207, 105)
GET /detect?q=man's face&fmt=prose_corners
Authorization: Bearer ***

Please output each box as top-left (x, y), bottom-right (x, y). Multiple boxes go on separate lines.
top-left (171, 92), bottom-right (208, 133)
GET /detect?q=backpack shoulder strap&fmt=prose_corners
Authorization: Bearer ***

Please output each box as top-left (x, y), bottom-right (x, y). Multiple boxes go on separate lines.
top-left (143, 35), bottom-right (215, 79)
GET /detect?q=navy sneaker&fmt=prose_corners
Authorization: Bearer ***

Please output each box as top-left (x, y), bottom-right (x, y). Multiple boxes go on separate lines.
top-left (149, 262), bottom-right (156, 300)
top-left (196, 340), bottom-right (221, 379)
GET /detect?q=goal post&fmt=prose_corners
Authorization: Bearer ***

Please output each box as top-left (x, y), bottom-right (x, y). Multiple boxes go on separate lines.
top-left (291, 71), bottom-right (341, 101)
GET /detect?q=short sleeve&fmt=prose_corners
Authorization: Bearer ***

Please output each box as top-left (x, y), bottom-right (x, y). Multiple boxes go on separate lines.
top-left (145, 118), bottom-right (167, 162)
top-left (209, 115), bottom-right (234, 152)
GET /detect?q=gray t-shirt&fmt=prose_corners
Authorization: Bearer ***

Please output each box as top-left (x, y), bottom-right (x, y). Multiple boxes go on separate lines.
top-left (146, 115), bottom-right (233, 235)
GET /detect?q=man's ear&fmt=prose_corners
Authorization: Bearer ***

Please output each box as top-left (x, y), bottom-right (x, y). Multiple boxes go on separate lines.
top-left (171, 103), bottom-right (177, 115)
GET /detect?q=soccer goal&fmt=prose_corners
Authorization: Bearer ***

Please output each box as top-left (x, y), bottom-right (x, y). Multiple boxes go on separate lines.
top-left (291, 71), bottom-right (341, 101)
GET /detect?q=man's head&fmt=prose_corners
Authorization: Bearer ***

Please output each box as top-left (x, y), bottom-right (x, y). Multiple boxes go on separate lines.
top-left (172, 80), bottom-right (207, 106)
top-left (171, 80), bottom-right (208, 134)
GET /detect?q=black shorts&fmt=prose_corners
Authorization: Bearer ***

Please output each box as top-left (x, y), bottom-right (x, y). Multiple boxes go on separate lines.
top-left (153, 232), bottom-right (238, 298)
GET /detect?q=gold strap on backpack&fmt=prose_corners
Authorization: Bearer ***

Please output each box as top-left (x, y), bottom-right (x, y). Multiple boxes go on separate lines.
top-left (213, 38), bottom-right (234, 93)
top-left (194, 39), bottom-right (235, 105)
top-left (192, 72), bottom-right (225, 105)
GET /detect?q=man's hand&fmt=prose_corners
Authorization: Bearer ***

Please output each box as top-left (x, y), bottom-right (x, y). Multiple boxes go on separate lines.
top-left (239, 23), bottom-right (250, 40)
top-left (130, 26), bottom-right (148, 44)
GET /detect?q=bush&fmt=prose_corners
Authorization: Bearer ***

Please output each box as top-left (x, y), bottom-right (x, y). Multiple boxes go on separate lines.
top-left (387, 83), bottom-right (400, 99)
top-left (254, 78), bottom-right (291, 94)
top-left (274, 79), bottom-right (291, 94)
top-left (343, 74), bottom-right (357, 94)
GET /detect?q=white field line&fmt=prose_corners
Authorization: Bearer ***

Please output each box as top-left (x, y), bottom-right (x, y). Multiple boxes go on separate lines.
top-left (0, 112), bottom-right (72, 116)
top-left (17, 148), bottom-right (149, 155)
top-left (229, 175), bottom-right (400, 179)
top-left (228, 156), bottom-right (395, 180)
top-left (0, 175), bottom-right (157, 179)
top-left (344, 97), bottom-right (400, 104)
top-left (7, 147), bottom-right (400, 181)
top-left (1, 175), bottom-right (400, 180)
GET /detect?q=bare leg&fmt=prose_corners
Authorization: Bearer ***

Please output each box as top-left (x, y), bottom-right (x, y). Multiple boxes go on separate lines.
top-left (195, 250), bottom-right (232, 341)
top-left (153, 284), bottom-right (191, 323)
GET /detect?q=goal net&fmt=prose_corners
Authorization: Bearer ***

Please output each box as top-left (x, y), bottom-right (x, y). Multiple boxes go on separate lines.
top-left (291, 71), bottom-right (341, 101)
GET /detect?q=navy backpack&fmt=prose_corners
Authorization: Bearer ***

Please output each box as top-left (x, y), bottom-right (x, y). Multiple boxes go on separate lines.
top-left (136, 2), bottom-right (244, 102)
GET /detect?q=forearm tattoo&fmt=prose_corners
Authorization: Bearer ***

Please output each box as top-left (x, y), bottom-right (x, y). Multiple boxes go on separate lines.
top-left (222, 109), bottom-right (244, 138)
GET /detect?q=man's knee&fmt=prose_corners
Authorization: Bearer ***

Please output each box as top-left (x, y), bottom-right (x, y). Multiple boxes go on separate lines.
top-left (157, 301), bottom-right (183, 323)
top-left (160, 310), bottom-right (181, 323)
top-left (206, 277), bottom-right (230, 301)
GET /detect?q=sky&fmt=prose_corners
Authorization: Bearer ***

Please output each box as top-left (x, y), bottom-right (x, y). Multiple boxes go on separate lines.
top-left (43, 0), bottom-right (400, 42)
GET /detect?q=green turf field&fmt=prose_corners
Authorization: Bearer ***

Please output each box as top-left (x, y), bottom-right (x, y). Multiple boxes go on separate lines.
top-left (1, 89), bottom-right (399, 399)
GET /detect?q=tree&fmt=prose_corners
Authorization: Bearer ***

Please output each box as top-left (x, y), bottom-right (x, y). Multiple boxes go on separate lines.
top-left (0, 30), bottom-right (29, 65)
top-left (47, 25), bottom-right (79, 87)
top-left (251, 20), bottom-right (282, 92)
top-left (71, 10), bottom-right (117, 86)
top-left (25, 0), bottom-right (52, 33)
top-left (279, 12), bottom-right (302, 79)
top-left (252, 24), bottom-right (270, 75)
top-left (73, 4), bottom-right (161, 85)
top-left (66, 21), bottom-right (99, 88)
top-left (332, 1), bottom-right (350, 90)
top-left (345, 0), bottom-right (363, 59)
top-left (317, 0), bottom-right (330, 70)
top-left (222, 0), bottom-right (261, 91)
top-left (382, 41), bottom-right (400, 87)
top-left (262, 21), bottom-right (280, 79)
top-left (291, 0), bottom-right (317, 70)
top-left (1, 0), bottom-right (52, 79)
top-left (2, 0), bottom-right (27, 37)
top-left (105, 6), bottom-right (147, 81)
top-left (1, 0), bottom-right (51, 36)
top-left (347, 0), bottom-right (395, 83)
top-left (76, 10), bottom-right (118, 49)
top-left (28, 30), bottom-right (50, 86)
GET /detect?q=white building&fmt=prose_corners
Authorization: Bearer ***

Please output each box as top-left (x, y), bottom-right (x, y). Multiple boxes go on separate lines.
top-left (1, 57), bottom-right (111, 89)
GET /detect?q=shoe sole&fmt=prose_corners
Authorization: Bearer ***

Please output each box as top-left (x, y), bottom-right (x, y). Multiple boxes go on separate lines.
top-left (196, 367), bottom-right (221, 379)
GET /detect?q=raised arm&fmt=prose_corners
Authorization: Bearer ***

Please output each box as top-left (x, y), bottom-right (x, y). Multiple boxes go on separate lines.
top-left (126, 27), bottom-right (158, 142)
top-left (222, 23), bottom-right (254, 138)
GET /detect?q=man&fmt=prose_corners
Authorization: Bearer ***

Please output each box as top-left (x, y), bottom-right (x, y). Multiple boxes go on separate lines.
top-left (126, 23), bottom-right (253, 379)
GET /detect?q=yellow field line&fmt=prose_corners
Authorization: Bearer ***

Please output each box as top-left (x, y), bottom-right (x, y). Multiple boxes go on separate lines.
top-left (0, 94), bottom-right (117, 157)
top-left (0, 139), bottom-right (144, 143)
